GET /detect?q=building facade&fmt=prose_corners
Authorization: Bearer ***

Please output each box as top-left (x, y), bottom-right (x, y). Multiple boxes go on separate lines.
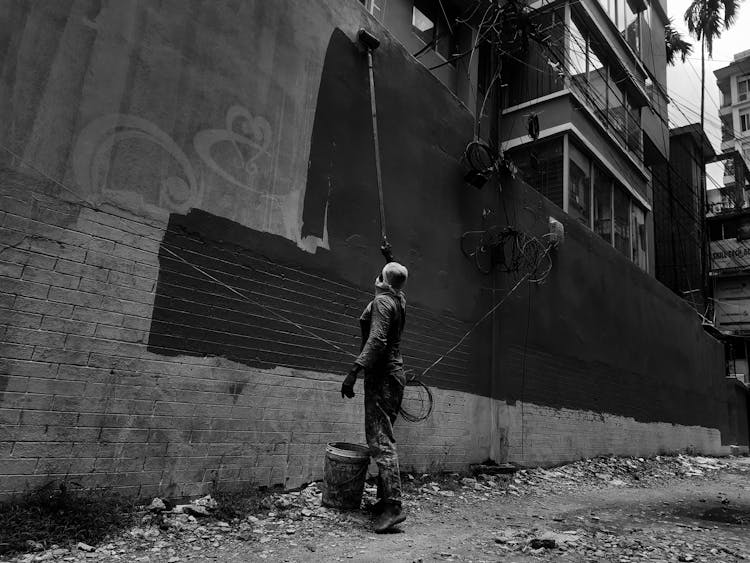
top-left (653, 125), bottom-right (714, 308)
top-left (497, 0), bottom-right (670, 275)
top-left (716, 49), bottom-right (750, 183)
top-left (0, 0), bottom-right (744, 501)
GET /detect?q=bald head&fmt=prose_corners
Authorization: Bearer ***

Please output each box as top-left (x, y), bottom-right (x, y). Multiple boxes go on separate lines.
top-left (381, 262), bottom-right (408, 291)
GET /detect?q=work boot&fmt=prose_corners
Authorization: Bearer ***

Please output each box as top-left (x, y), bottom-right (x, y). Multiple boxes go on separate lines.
top-left (365, 498), bottom-right (386, 515)
top-left (373, 502), bottom-right (406, 533)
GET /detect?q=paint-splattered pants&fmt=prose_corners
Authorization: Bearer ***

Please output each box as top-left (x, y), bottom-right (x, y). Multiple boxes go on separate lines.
top-left (364, 370), bottom-right (404, 506)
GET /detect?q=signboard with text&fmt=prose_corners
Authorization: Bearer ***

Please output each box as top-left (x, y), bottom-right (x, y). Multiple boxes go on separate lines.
top-left (710, 239), bottom-right (750, 271)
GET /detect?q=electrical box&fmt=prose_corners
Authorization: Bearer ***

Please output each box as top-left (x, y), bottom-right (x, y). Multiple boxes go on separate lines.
top-left (548, 216), bottom-right (564, 247)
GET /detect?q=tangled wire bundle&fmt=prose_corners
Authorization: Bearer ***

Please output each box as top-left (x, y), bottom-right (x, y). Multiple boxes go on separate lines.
top-left (460, 225), bottom-right (553, 282)
top-left (399, 370), bottom-right (434, 423)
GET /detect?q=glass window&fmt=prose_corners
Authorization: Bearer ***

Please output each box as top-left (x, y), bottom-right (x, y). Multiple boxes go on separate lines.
top-left (412, 4), bottom-right (435, 46)
top-left (507, 137), bottom-right (565, 208)
top-left (739, 77), bottom-right (750, 102)
top-left (593, 164), bottom-right (613, 243)
top-left (722, 117), bottom-right (735, 141)
top-left (741, 112), bottom-right (750, 132)
top-left (630, 203), bottom-right (647, 270)
top-left (614, 184), bottom-right (631, 255)
top-left (597, 0), bottom-right (614, 20)
top-left (568, 18), bottom-right (588, 89)
top-left (722, 88), bottom-right (732, 107)
top-left (626, 96), bottom-right (642, 156)
top-left (608, 77), bottom-right (627, 144)
top-left (502, 9), bottom-right (565, 107)
top-left (568, 141), bottom-right (592, 226)
top-left (412, 0), bottom-right (456, 64)
top-left (588, 46), bottom-right (608, 119)
top-left (617, 0), bottom-right (627, 31)
top-left (624, 6), bottom-right (640, 53)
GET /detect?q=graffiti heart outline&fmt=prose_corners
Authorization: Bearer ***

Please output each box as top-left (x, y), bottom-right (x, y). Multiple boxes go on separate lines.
top-left (193, 105), bottom-right (273, 193)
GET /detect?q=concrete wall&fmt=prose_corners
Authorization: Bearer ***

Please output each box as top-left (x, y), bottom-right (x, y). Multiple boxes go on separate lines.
top-left (0, 0), bottom-right (740, 501)
top-left (724, 378), bottom-right (750, 450)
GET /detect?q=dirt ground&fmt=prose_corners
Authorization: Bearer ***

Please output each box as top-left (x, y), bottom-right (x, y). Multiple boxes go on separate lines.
top-left (6, 456), bottom-right (750, 563)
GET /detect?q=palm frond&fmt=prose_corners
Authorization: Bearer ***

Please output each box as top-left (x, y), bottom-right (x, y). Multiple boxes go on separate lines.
top-left (665, 19), bottom-right (693, 65)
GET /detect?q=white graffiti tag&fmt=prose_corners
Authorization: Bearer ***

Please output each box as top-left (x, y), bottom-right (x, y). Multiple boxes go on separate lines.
top-left (73, 114), bottom-right (201, 213)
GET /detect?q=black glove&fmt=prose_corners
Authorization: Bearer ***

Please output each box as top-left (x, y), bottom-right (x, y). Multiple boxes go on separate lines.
top-left (380, 240), bottom-right (395, 263)
top-left (341, 368), bottom-right (359, 399)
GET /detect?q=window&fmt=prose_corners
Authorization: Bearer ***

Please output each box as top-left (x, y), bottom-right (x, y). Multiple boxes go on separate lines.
top-left (722, 117), bottom-right (735, 142)
top-left (511, 133), bottom-right (648, 270)
top-left (624, 2), bottom-right (640, 53)
top-left (630, 203), bottom-right (647, 269)
top-left (739, 76), bottom-right (750, 102)
top-left (593, 164), bottom-right (613, 243)
top-left (614, 184), bottom-right (631, 256)
top-left (722, 88), bottom-right (732, 107)
top-left (358, 0), bottom-right (384, 20)
top-left (507, 137), bottom-right (565, 207)
top-left (568, 18), bottom-right (588, 89)
top-left (412, 0), bottom-right (456, 63)
top-left (566, 15), bottom-right (643, 158)
top-left (502, 8), bottom-right (565, 107)
top-left (569, 142), bottom-right (592, 226)
top-left (741, 112), bottom-right (750, 133)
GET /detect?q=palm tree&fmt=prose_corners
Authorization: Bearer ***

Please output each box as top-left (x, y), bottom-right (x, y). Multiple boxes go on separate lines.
top-left (664, 19), bottom-right (692, 65)
top-left (683, 0), bottom-right (741, 306)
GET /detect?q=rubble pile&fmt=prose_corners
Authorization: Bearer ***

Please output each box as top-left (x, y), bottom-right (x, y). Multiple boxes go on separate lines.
top-left (5, 455), bottom-right (748, 562)
top-left (490, 454), bottom-right (738, 496)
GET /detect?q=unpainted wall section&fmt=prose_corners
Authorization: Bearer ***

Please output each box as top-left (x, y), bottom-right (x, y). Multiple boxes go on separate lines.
top-left (0, 0), bottom-right (493, 499)
top-left (724, 379), bottom-right (750, 449)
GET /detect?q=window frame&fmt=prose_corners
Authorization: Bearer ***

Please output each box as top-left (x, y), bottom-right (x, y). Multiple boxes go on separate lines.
top-left (738, 76), bottom-right (750, 102)
top-left (411, 0), bottom-right (457, 65)
top-left (567, 11), bottom-right (643, 159)
top-left (740, 111), bottom-right (750, 133)
top-left (562, 133), bottom-right (648, 270)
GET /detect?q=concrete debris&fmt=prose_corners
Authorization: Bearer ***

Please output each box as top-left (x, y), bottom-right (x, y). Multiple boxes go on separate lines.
top-left (147, 498), bottom-right (167, 512)
top-left (5, 455), bottom-right (748, 562)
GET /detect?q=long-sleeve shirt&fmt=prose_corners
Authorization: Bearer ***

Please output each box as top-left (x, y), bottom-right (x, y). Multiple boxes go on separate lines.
top-left (355, 285), bottom-right (406, 385)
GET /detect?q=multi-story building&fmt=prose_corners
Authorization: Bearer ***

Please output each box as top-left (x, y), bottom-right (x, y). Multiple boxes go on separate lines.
top-left (653, 124), bottom-right (714, 307)
top-left (497, 0), bottom-right (671, 274)
top-left (716, 49), bottom-right (750, 181)
top-left (704, 51), bottom-right (750, 384)
top-left (360, 0), bottom-right (669, 274)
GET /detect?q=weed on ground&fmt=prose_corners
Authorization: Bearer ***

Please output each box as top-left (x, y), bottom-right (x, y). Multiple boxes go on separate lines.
top-left (0, 481), bottom-right (137, 557)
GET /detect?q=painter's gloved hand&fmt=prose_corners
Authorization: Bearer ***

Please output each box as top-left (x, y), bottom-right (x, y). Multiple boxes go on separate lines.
top-left (341, 367), bottom-right (359, 399)
top-left (380, 240), bottom-right (394, 263)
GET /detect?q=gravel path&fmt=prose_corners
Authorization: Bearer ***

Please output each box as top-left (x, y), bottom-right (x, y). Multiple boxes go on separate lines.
top-left (6, 456), bottom-right (750, 562)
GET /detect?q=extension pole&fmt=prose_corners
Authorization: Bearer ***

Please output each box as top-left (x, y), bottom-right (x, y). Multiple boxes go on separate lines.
top-left (359, 29), bottom-right (388, 244)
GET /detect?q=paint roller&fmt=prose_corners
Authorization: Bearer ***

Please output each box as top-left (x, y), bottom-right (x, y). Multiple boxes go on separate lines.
top-left (357, 29), bottom-right (389, 250)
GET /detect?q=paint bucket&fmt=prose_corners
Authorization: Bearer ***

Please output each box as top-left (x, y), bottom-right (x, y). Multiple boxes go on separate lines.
top-left (321, 442), bottom-right (370, 509)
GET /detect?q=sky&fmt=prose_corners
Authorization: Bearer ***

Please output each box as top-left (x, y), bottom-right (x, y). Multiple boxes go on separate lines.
top-left (666, 0), bottom-right (750, 188)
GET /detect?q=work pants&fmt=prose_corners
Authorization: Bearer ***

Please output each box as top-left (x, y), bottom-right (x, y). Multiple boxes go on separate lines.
top-left (364, 370), bottom-right (404, 506)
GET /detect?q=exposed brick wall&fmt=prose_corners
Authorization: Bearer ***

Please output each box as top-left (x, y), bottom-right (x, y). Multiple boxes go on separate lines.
top-left (0, 174), bottom-right (486, 500)
top-left (0, 173), bottom-right (737, 501)
top-left (0, 0), bottom-right (741, 504)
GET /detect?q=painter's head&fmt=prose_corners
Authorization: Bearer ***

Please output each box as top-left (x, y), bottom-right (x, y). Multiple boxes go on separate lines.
top-left (380, 262), bottom-right (408, 291)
